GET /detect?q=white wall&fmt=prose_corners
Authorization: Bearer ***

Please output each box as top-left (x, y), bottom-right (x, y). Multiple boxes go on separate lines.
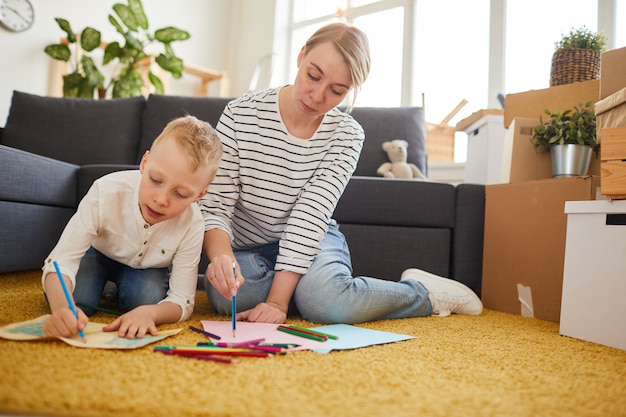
top-left (0, 0), bottom-right (277, 123)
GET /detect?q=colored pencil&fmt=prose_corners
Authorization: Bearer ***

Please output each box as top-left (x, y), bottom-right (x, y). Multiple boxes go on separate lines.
top-left (53, 261), bottom-right (86, 343)
top-left (189, 325), bottom-right (221, 340)
top-left (288, 325), bottom-right (339, 340)
top-left (277, 325), bottom-right (326, 342)
top-left (76, 302), bottom-right (122, 316)
top-left (279, 325), bottom-right (328, 341)
top-left (230, 338), bottom-right (265, 348)
top-left (172, 348), bottom-right (268, 358)
top-left (232, 261), bottom-right (237, 337)
top-left (155, 349), bottom-right (234, 364)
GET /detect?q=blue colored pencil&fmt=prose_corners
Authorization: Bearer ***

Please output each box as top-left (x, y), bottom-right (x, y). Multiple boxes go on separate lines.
top-left (232, 261), bottom-right (237, 337)
top-left (53, 261), bottom-right (86, 343)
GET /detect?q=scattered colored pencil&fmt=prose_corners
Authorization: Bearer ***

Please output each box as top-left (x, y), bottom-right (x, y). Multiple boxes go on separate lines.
top-left (232, 261), bottom-right (237, 337)
top-left (53, 261), bottom-right (86, 343)
top-left (277, 325), bottom-right (326, 342)
top-left (288, 325), bottom-right (339, 340)
top-left (189, 325), bottom-right (221, 340)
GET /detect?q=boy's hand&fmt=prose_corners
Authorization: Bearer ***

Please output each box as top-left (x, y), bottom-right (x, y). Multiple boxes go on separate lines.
top-left (103, 305), bottom-right (159, 339)
top-left (43, 307), bottom-right (89, 339)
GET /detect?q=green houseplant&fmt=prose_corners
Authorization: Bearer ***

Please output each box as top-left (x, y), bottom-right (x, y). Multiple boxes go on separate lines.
top-left (550, 26), bottom-right (607, 86)
top-left (44, 21), bottom-right (105, 98)
top-left (44, 0), bottom-right (190, 98)
top-left (530, 101), bottom-right (599, 177)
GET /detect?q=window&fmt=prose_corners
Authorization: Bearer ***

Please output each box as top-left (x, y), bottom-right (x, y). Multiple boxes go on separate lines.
top-left (504, 0), bottom-right (598, 95)
top-left (278, 0), bottom-right (619, 163)
top-left (284, 0), bottom-right (411, 108)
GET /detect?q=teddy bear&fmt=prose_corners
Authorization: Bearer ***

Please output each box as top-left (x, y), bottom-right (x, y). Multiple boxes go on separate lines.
top-left (376, 139), bottom-right (426, 180)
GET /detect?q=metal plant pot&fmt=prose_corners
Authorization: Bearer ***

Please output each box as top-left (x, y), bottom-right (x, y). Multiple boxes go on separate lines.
top-left (551, 144), bottom-right (593, 178)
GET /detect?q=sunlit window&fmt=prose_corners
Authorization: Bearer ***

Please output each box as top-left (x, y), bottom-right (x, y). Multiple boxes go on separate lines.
top-left (281, 0), bottom-right (618, 164)
top-left (504, 0), bottom-right (597, 95)
top-left (287, 0), bottom-right (408, 108)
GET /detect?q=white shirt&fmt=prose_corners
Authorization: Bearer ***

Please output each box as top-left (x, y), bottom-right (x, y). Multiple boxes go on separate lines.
top-left (42, 170), bottom-right (203, 321)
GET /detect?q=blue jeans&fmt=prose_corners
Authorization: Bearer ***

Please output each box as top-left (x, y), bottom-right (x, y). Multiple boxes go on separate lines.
top-left (73, 247), bottom-right (170, 316)
top-left (206, 224), bottom-right (432, 324)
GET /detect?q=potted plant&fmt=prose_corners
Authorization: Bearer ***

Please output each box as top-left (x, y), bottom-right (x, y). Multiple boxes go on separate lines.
top-left (530, 101), bottom-right (599, 178)
top-left (550, 26), bottom-right (607, 86)
top-left (44, 20), bottom-right (105, 98)
top-left (44, 0), bottom-right (190, 98)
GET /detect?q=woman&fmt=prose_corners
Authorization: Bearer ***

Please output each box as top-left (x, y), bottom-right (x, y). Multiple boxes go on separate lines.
top-left (200, 22), bottom-right (482, 324)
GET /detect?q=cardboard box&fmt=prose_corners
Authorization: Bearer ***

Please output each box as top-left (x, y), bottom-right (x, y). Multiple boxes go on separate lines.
top-left (560, 199), bottom-right (626, 350)
top-left (600, 46), bottom-right (626, 100)
top-left (504, 79), bottom-right (600, 128)
top-left (455, 109), bottom-right (504, 132)
top-left (482, 176), bottom-right (601, 322)
top-left (500, 117), bottom-right (600, 183)
top-left (596, 87), bottom-right (626, 143)
top-left (600, 127), bottom-right (626, 199)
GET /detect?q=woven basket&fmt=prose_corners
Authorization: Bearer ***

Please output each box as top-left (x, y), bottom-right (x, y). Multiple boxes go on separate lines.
top-left (550, 48), bottom-right (601, 86)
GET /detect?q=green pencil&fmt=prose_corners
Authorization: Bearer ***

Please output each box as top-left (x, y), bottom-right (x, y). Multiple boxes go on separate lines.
top-left (289, 325), bottom-right (339, 340)
top-left (277, 325), bottom-right (326, 342)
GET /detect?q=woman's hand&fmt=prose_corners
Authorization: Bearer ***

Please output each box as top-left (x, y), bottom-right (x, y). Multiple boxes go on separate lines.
top-left (103, 305), bottom-right (159, 339)
top-left (43, 307), bottom-right (89, 339)
top-left (205, 255), bottom-right (244, 300)
top-left (237, 302), bottom-right (287, 324)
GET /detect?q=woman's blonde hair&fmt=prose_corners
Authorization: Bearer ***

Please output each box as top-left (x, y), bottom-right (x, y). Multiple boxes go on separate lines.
top-left (152, 115), bottom-right (223, 183)
top-left (304, 22), bottom-right (371, 112)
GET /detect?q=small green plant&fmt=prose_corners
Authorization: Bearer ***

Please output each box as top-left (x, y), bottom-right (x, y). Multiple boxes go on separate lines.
top-left (44, 0), bottom-right (190, 98)
top-left (555, 26), bottom-right (607, 52)
top-left (530, 101), bottom-right (599, 154)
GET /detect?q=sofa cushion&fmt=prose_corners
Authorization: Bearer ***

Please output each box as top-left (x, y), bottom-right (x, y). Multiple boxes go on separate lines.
top-left (0, 144), bottom-right (77, 208)
top-left (340, 224), bottom-right (451, 281)
top-left (333, 177), bottom-right (456, 228)
top-left (138, 94), bottom-right (233, 163)
top-left (1, 91), bottom-right (145, 166)
top-left (349, 106), bottom-right (427, 177)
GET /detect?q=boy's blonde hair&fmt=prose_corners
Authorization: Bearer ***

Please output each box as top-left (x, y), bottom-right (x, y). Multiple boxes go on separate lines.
top-left (304, 22), bottom-right (371, 112)
top-left (151, 115), bottom-right (223, 182)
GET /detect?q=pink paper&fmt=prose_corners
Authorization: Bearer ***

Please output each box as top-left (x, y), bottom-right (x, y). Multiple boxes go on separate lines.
top-left (201, 321), bottom-right (329, 351)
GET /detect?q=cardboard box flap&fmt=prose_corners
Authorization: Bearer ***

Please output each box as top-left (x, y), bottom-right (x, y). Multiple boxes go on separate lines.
top-left (595, 86), bottom-right (626, 115)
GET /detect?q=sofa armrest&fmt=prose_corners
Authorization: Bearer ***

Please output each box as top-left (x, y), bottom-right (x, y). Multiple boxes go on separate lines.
top-left (78, 164), bottom-right (138, 201)
top-left (0, 144), bottom-right (78, 208)
top-left (452, 183), bottom-right (485, 296)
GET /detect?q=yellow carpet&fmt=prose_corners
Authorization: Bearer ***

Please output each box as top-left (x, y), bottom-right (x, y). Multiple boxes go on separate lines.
top-left (1, 270), bottom-right (625, 417)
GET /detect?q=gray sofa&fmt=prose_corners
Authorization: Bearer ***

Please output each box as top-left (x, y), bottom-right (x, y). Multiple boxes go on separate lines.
top-left (0, 90), bottom-right (485, 296)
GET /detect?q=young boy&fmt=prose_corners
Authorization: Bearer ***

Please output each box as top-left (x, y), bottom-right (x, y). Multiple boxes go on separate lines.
top-left (41, 115), bottom-right (222, 340)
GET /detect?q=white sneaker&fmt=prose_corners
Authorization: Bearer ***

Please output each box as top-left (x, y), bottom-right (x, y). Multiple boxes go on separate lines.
top-left (401, 268), bottom-right (483, 316)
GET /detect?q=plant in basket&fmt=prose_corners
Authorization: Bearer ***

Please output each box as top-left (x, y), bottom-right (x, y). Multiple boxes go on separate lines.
top-left (550, 26), bottom-right (607, 87)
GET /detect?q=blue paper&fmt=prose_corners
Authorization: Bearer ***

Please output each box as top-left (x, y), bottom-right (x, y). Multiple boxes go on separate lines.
top-left (310, 324), bottom-right (414, 354)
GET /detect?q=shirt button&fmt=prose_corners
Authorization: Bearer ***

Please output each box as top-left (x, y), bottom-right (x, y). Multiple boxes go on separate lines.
top-left (144, 241), bottom-right (147, 245)
top-left (138, 253), bottom-right (143, 257)
top-left (144, 224), bottom-right (149, 229)
top-left (161, 249), bottom-right (165, 254)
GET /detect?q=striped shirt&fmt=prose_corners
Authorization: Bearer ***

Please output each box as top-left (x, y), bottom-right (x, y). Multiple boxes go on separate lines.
top-left (199, 87), bottom-right (364, 274)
